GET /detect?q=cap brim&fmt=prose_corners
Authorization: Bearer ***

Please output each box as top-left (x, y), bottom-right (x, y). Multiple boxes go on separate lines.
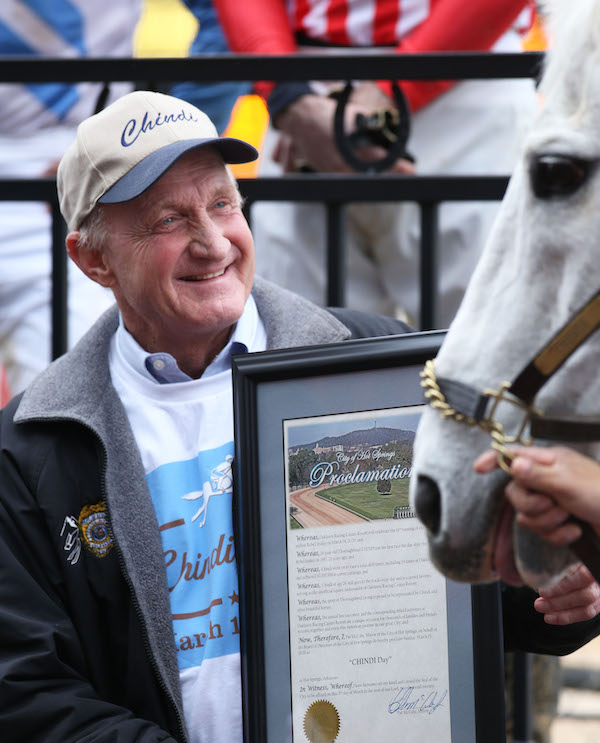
top-left (98, 137), bottom-right (258, 204)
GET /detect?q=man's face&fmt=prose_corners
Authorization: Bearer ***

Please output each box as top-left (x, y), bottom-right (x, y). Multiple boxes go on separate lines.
top-left (98, 148), bottom-right (255, 358)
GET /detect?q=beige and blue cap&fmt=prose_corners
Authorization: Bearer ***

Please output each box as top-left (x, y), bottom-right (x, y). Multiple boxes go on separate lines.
top-left (57, 90), bottom-right (258, 231)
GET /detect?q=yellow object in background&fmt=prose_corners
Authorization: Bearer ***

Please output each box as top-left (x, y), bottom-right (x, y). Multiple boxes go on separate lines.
top-left (223, 96), bottom-right (268, 179)
top-left (134, 0), bottom-right (267, 177)
top-left (134, 0), bottom-right (198, 57)
top-left (522, 11), bottom-right (548, 52)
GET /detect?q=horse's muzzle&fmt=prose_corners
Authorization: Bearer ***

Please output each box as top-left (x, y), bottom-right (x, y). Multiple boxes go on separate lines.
top-left (412, 470), bottom-right (504, 583)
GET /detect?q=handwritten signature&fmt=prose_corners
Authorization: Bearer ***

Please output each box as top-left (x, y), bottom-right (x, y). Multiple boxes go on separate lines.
top-left (388, 687), bottom-right (448, 715)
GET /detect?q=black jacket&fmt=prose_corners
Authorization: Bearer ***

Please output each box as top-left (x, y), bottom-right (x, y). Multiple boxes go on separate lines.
top-left (1, 278), bottom-right (598, 742)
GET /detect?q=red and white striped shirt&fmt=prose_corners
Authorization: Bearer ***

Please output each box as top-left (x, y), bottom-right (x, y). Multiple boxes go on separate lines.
top-left (215, 0), bottom-right (535, 111)
top-left (287, 0), bottom-right (430, 47)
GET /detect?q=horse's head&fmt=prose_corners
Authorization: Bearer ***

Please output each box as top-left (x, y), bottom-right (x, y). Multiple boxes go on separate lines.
top-left (410, 0), bottom-right (600, 590)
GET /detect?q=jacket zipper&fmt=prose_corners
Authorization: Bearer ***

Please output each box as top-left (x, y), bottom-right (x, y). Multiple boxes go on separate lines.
top-left (94, 427), bottom-right (189, 743)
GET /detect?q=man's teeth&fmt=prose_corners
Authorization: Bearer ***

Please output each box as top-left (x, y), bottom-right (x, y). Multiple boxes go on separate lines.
top-left (182, 269), bottom-right (225, 281)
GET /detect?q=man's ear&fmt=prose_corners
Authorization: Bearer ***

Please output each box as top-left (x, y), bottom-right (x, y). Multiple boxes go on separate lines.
top-left (66, 232), bottom-right (115, 288)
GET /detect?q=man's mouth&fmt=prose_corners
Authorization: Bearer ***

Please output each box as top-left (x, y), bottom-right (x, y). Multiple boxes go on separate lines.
top-left (180, 268), bottom-right (226, 281)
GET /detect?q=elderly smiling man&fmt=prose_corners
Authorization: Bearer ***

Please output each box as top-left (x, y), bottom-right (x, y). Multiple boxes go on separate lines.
top-left (1, 91), bottom-right (600, 743)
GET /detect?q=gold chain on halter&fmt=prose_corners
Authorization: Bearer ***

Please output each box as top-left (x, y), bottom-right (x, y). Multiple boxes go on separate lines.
top-left (420, 360), bottom-right (518, 473)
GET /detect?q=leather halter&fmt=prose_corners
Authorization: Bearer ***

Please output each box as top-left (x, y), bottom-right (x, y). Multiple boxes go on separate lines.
top-left (332, 82), bottom-right (413, 173)
top-left (421, 288), bottom-right (600, 582)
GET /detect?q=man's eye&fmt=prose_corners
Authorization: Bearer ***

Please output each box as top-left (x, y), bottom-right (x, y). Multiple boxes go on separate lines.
top-left (161, 217), bottom-right (175, 226)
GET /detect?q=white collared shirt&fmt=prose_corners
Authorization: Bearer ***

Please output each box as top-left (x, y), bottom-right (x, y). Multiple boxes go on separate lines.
top-left (112, 292), bottom-right (266, 384)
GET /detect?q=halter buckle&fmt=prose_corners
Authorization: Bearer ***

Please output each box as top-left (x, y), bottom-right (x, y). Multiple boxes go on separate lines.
top-left (482, 381), bottom-right (541, 447)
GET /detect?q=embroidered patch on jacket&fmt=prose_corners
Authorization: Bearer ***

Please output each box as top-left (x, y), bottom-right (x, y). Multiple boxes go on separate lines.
top-left (78, 502), bottom-right (114, 558)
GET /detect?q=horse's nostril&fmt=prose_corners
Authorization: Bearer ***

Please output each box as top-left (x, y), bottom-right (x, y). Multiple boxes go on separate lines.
top-left (415, 475), bottom-right (442, 535)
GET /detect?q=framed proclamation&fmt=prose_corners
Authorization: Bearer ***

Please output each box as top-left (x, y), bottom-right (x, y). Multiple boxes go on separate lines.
top-left (232, 330), bottom-right (505, 743)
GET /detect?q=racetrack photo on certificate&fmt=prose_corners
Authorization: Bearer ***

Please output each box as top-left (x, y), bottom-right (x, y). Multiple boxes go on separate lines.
top-left (285, 406), bottom-right (421, 528)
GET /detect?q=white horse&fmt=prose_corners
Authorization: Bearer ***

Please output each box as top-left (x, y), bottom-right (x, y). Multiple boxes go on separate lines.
top-left (410, 0), bottom-right (600, 590)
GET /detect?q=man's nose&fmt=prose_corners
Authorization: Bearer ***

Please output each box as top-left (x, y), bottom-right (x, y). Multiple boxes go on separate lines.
top-left (188, 216), bottom-right (230, 257)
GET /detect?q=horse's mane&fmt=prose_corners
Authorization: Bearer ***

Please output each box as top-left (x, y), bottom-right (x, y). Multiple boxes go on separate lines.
top-left (539, 0), bottom-right (600, 111)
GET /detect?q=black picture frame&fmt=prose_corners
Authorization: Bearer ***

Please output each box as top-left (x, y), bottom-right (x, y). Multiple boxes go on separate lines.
top-left (232, 330), bottom-right (505, 743)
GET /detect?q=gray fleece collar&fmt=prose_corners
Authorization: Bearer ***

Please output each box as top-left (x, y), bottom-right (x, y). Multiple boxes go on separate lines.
top-left (16, 276), bottom-right (350, 424)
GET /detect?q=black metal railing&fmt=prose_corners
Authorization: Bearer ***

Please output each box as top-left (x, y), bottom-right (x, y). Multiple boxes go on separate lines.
top-left (0, 52), bottom-right (543, 84)
top-left (239, 173), bottom-right (510, 325)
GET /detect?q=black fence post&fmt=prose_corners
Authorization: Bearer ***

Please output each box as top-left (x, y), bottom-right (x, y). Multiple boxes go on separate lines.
top-left (512, 651), bottom-right (534, 743)
top-left (50, 204), bottom-right (68, 360)
top-left (419, 201), bottom-right (439, 330)
top-left (326, 203), bottom-right (345, 307)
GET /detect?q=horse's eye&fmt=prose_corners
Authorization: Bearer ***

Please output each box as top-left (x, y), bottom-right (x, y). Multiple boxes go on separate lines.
top-left (530, 154), bottom-right (590, 198)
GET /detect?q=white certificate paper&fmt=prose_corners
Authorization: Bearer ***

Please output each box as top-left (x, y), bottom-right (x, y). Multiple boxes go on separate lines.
top-left (284, 407), bottom-right (451, 742)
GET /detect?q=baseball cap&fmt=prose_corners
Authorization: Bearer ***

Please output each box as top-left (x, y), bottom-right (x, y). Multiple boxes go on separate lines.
top-left (57, 90), bottom-right (259, 231)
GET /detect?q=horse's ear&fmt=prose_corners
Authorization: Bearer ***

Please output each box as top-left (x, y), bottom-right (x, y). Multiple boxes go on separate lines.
top-left (538, 0), bottom-right (565, 23)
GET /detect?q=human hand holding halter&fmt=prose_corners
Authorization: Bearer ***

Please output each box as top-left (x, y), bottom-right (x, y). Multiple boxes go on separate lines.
top-left (475, 446), bottom-right (600, 625)
top-left (475, 446), bottom-right (600, 546)
top-left (274, 82), bottom-right (415, 174)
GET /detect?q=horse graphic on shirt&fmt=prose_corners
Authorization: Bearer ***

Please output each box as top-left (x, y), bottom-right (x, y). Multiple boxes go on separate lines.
top-left (181, 454), bottom-right (234, 527)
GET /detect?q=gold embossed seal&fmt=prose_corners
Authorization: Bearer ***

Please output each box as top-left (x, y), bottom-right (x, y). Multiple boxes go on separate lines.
top-left (303, 699), bottom-right (340, 743)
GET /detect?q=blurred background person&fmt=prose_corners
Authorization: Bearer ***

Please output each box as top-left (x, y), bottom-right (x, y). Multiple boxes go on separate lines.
top-left (214, 0), bottom-right (540, 327)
